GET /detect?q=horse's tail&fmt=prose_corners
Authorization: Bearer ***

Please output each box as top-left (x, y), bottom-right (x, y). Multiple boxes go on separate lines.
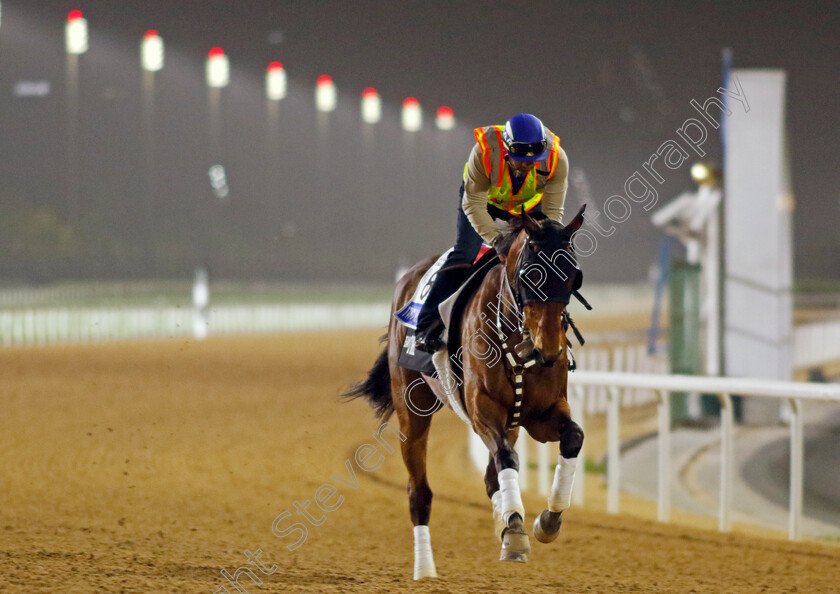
top-left (342, 339), bottom-right (394, 421)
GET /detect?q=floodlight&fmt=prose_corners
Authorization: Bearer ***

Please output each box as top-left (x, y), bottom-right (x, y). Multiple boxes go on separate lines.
top-left (266, 62), bottom-right (287, 100)
top-left (206, 47), bottom-right (230, 88)
top-left (402, 97), bottom-right (422, 132)
top-left (66, 10), bottom-right (88, 55)
top-left (141, 30), bottom-right (164, 72)
top-left (361, 87), bottom-right (381, 124)
top-left (315, 75), bottom-right (337, 112)
top-left (435, 106), bottom-right (455, 130)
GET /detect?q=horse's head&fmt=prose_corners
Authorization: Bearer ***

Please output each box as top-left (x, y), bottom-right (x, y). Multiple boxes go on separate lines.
top-left (495, 205), bottom-right (586, 367)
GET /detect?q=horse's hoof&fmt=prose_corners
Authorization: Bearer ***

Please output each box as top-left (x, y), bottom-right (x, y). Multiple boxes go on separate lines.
top-left (500, 550), bottom-right (528, 563)
top-left (501, 527), bottom-right (532, 557)
top-left (533, 509), bottom-right (562, 544)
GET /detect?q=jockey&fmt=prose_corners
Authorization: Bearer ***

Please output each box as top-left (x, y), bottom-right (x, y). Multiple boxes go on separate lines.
top-left (414, 113), bottom-right (570, 353)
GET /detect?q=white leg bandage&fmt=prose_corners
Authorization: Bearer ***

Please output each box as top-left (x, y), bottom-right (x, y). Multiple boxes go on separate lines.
top-left (498, 468), bottom-right (526, 524)
top-left (413, 525), bottom-right (438, 580)
top-left (547, 455), bottom-right (578, 512)
top-left (491, 490), bottom-right (506, 541)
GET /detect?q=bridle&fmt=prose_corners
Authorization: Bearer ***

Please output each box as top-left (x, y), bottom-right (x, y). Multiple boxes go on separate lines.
top-left (503, 233), bottom-right (589, 327)
top-left (491, 232), bottom-right (591, 430)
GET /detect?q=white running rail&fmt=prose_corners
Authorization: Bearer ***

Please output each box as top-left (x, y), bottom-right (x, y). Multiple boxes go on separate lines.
top-left (471, 371), bottom-right (840, 541)
top-left (0, 304), bottom-right (391, 345)
top-left (563, 372), bottom-right (840, 541)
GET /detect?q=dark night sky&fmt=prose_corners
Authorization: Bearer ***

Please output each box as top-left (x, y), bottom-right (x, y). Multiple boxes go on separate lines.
top-left (1, 1), bottom-right (838, 282)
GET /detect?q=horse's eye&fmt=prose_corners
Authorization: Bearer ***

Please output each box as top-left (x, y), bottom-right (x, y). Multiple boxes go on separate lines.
top-left (528, 243), bottom-right (538, 252)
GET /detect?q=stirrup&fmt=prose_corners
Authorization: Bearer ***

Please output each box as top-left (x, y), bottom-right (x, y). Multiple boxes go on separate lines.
top-left (414, 322), bottom-right (444, 353)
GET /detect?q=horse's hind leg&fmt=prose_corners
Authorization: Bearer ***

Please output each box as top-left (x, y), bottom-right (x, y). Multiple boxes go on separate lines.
top-left (402, 424), bottom-right (438, 579)
top-left (475, 407), bottom-right (530, 562)
top-left (393, 371), bottom-right (439, 579)
top-left (526, 402), bottom-right (584, 543)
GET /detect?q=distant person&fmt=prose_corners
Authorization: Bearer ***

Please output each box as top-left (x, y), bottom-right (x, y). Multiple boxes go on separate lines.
top-left (414, 113), bottom-right (570, 353)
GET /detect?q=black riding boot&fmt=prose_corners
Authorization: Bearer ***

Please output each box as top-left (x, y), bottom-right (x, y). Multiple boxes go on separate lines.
top-left (414, 265), bottom-right (469, 353)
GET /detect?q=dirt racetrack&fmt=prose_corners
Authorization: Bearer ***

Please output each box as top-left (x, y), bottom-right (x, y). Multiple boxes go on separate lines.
top-left (2, 330), bottom-right (839, 593)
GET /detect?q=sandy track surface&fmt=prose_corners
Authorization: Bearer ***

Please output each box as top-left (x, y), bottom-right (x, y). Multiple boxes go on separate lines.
top-left (1, 331), bottom-right (839, 593)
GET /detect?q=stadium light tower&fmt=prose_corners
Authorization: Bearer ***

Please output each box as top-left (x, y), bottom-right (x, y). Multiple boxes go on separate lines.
top-left (435, 106), bottom-right (455, 130)
top-left (433, 106), bottom-right (456, 179)
top-left (206, 48), bottom-right (229, 198)
top-left (265, 62), bottom-right (286, 206)
top-left (360, 87), bottom-right (381, 192)
top-left (65, 10), bottom-right (88, 222)
top-left (315, 75), bottom-right (336, 155)
top-left (361, 87), bottom-right (381, 124)
top-left (266, 62), bottom-right (287, 133)
top-left (401, 97), bottom-right (422, 201)
top-left (141, 30), bottom-right (164, 254)
top-left (401, 97), bottom-right (422, 132)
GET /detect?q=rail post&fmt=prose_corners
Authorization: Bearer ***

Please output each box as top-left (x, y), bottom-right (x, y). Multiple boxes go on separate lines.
top-left (571, 384), bottom-right (586, 505)
top-left (515, 433), bottom-right (528, 490)
top-left (717, 392), bottom-right (734, 532)
top-left (607, 386), bottom-right (621, 514)
top-left (788, 397), bottom-right (803, 541)
top-left (656, 389), bottom-right (671, 522)
top-left (537, 440), bottom-right (550, 496)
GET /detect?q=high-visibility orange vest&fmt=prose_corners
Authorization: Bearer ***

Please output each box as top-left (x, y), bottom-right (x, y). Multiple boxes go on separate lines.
top-left (463, 125), bottom-right (562, 215)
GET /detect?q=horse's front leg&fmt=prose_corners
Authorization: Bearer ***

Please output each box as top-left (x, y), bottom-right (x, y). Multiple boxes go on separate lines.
top-left (525, 400), bottom-right (584, 543)
top-left (474, 398), bottom-right (530, 563)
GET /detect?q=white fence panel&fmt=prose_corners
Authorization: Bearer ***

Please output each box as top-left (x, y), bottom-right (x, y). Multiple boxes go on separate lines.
top-left (0, 303), bottom-right (392, 346)
top-left (794, 318), bottom-right (840, 369)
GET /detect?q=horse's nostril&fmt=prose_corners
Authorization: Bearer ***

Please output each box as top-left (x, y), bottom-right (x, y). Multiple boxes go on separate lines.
top-left (531, 349), bottom-right (558, 368)
top-left (532, 349), bottom-right (558, 367)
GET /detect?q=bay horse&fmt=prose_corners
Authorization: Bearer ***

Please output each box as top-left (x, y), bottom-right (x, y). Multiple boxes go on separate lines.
top-left (345, 206), bottom-right (586, 579)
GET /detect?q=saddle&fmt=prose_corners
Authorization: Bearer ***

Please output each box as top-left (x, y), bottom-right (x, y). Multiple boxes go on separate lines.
top-left (396, 248), bottom-right (499, 375)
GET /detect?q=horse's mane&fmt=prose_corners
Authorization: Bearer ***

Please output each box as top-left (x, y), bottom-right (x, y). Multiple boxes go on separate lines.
top-left (493, 215), bottom-right (537, 258)
top-left (494, 213), bottom-right (568, 258)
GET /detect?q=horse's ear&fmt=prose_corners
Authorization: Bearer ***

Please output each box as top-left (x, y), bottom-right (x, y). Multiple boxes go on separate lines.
top-left (564, 204), bottom-right (586, 234)
top-left (522, 214), bottom-right (542, 235)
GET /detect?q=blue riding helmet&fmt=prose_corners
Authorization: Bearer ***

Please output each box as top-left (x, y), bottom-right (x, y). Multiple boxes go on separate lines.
top-left (502, 113), bottom-right (548, 162)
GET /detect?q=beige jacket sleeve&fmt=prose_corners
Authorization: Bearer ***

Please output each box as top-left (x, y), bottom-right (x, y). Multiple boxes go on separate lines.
top-left (461, 143), bottom-right (498, 245)
top-left (541, 145), bottom-right (569, 223)
top-left (461, 142), bottom-right (570, 245)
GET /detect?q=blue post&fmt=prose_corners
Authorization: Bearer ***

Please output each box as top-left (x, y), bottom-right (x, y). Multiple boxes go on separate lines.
top-left (647, 238), bottom-right (671, 355)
